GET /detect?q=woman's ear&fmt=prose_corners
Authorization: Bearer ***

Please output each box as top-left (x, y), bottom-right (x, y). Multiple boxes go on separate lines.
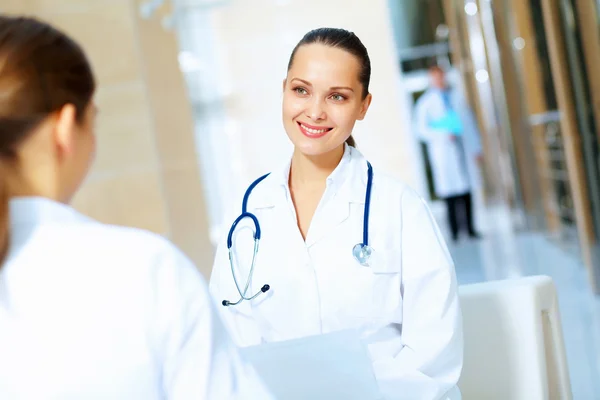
top-left (282, 78), bottom-right (287, 93)
top-left (54, 104), bottom-right (77, 156)
top-left (357, 93), bottom-right (373, 121)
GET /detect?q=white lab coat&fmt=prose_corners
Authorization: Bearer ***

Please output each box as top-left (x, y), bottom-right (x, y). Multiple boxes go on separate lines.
top-left (0, 197), bottom-right (273, 400)
top-left (414, 87), bottom-right (482, 198)
top-left (209, 145), bottom-right (464, 400)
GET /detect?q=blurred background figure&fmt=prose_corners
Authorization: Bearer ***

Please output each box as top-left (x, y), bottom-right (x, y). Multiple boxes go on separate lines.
top-left (4, 0), bottom-right (600, 397)
top-left (415, 65), bottom-right (483, 243)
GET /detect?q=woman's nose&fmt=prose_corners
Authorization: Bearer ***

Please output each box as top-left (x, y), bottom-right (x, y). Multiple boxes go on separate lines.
top-left (306, 98), bottom-right (326, 120)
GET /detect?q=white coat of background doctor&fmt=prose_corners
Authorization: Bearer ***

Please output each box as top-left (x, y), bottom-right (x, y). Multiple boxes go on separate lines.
top-left (414, 66), bottom-right (483, 241)
top-left (209, 27), bottom-right (463, 400)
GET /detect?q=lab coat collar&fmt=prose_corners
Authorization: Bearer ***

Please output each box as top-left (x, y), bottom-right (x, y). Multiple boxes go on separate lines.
top-left (249, 144), bottom-right (371, 247)
top-left (250, 143), bottom-right (369, 210)
top-left (273, 142), bottom-right (353, 190)
top-left (3, 197), bottom-right (91, 269)
top-left (9, 196), bottom-right (91, 229)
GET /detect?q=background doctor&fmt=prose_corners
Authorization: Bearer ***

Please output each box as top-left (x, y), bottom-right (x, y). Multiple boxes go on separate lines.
top-left (209, 28), bottom-right (463, 400)
top-left (0, 15), bottom-right (272, 399)
top-left (415, 65), bottom-right (483, 243)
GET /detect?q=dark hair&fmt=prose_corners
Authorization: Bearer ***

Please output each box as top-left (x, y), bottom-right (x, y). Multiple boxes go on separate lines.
top-left (287, 27), bottom-right (371, 148)
top-left (0, 16), bottom-right (96, 263)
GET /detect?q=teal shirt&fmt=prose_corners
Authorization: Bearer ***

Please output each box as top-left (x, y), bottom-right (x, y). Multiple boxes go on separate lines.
top-left (428, 89), bottom-right (463, 135)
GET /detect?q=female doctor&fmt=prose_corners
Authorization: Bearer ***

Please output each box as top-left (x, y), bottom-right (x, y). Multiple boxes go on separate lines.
top-left (209, 28), bottom-right (463, 400)
top-left (0, 15), bottom-right (271, 399)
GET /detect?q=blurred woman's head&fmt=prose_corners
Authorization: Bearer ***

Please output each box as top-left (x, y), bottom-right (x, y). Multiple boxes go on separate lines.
top-left (428, 65), bottom-right (447, 89)
top-left (283, 28), bottom-right (372, 158)
top-left (0, 15), bottom-right (96, 204)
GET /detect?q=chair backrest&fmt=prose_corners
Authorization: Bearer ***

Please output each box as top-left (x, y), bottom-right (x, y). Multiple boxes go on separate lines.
top-left (458, 275), bottom-right (572, 400)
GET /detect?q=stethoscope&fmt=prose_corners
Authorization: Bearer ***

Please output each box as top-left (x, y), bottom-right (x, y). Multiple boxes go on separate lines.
top-left (222, 161), bottom-right (374, 307)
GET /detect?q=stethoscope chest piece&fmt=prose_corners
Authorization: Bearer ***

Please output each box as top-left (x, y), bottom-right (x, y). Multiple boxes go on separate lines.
top-left (353, 243), bottom-right (373, 266)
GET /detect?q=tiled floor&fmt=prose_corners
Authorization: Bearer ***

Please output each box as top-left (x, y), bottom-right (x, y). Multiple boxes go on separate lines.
top-left (430, 201), bottom-right (600, 399)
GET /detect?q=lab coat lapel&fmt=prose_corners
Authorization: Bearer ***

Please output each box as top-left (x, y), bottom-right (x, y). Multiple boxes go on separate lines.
top-left (248, 146), bottom-right (369, 249)
top-left (305, 193), bottom-right (350, 248)
top-left (305, 149), bottom-right (367, 248)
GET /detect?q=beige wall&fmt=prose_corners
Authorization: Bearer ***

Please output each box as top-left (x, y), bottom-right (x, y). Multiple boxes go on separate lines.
top-left (3, 0), bottom-right (214, 276)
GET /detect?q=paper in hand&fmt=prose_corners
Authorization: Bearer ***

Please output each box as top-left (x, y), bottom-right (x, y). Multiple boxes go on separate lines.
top-left (240, 329), bottom-right (383, 400)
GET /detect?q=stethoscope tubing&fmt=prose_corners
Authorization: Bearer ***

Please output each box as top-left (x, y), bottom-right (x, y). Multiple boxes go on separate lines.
top-left (222, 160), bottom-right (373, 307)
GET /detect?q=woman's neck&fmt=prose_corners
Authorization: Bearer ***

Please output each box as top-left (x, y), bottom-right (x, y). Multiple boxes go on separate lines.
top-left (289, 145), bottom-right (345, 189)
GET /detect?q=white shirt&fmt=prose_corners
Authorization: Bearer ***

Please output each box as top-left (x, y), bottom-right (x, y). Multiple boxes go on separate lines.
top-left (209, 145), bottom-right (464, 400)
top-left (0, 197), bottom-right (273, 399)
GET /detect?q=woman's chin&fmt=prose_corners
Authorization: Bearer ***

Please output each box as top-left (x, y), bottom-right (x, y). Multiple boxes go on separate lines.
top-left (293, 138), bottom-right (344, 157)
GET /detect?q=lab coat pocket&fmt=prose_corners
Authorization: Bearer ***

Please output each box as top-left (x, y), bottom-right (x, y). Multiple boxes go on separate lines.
top-left (349, 247), bottom-right (403, 325)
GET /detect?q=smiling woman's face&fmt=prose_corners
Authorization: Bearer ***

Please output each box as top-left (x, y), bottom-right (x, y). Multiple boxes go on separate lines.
top-left (282, 43), bottom-right (372, 157)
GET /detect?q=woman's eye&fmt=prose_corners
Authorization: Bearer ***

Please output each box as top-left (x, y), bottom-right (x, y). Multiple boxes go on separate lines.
top-left (331, 94), bottom-right (346, 101)
top-left (294, 87), bottom-right (308, 95)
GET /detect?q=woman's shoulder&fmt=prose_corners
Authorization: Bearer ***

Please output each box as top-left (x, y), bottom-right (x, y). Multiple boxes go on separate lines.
top-left (54, 218), bottom-right (201, 278)
top-left (371, 168), bottom-right (425, 206)
top-left (346, 147), bottom-right (426, 209)
top-left (85, 222), bottom-right (189, 261)
top-left (83, 223), bottom-right (210, 299)
top-left (228, 166), bottom-right (287, 214)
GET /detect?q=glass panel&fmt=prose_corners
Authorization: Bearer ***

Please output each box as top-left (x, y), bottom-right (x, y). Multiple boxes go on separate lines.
top-left (527, 0), bottom-right (559, 110)
top-left (496, 0), bottom-right (582, 252)
top-left (561, 0), bottom-right (600, 239)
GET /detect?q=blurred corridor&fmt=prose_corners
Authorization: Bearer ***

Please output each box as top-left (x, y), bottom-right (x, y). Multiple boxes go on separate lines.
top-left (4, 0), bottom-right (600, 397)
top-left (431, 200), bottom-right (600, 399)
top-left (410, 1), bottom-right (600, 396)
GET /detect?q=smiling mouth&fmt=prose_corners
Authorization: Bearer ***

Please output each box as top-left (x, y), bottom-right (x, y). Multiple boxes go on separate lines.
top-left (297, 122), bottom-right (334, 138)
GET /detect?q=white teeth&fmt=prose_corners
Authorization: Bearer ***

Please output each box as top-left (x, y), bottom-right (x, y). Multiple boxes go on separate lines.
top-left (301, 124), bottom-right (329, 134)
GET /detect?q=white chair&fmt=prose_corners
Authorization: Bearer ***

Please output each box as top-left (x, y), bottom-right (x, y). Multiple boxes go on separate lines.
top-left (457, 275), bottom-right (572, 400)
